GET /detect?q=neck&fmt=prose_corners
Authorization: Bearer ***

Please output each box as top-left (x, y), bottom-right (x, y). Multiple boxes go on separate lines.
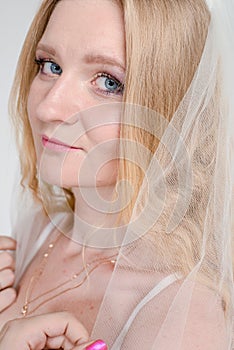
top-left (70, 186), bottom-right (122, 248)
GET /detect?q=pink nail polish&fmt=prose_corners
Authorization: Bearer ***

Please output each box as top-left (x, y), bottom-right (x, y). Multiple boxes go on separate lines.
top-left (85, 339), bottom-right (108, 350)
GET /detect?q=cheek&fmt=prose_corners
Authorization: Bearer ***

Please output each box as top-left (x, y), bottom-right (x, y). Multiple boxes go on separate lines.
top-left (77, 125), bottom-right (120, 186)
top-left (26, 83), bottom-right (45, 165)
top-left (87, 125), bottom-right (120, 173)
top-left (27, 83), bottom-right (40, 134)
top-left (88, 124), bottom-right (120, 144)
top-left (27, 79), bottom-right (38, 117)
top-left (27, 76), bottom-right (47, 126)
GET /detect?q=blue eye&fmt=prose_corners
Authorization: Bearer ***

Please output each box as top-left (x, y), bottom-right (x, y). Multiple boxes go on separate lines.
top-left (104, 78), bottom-right (120, 92)
top-left (35, 58), bottom-right (62, 76)
top-left (92, 73), bottom-right (124, 96)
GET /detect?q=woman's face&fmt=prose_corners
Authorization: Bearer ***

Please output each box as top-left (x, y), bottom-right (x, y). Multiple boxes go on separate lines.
top-left (27, 0), bottom-right (125, 188)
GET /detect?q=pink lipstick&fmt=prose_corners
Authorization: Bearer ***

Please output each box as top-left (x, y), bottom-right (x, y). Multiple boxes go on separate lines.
top-left (42, 135), bottom-right (82, 152)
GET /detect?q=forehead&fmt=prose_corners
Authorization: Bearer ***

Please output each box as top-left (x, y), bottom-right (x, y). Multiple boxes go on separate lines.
top-left (39, 0), bottom-right (125, 61)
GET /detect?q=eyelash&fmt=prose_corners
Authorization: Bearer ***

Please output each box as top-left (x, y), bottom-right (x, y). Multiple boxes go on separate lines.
top-left (34, 57), bottom-right (124, 97)
top-left (91, 72), bottom-right (124, 96)
top-left (35, 58), bottom-right (62, 76)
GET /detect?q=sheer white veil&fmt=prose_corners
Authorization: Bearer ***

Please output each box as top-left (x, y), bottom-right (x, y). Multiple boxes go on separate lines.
top-left (89, 1), bottom-right (234, 348)
top-left (11, 0), bottom-right (234, 348)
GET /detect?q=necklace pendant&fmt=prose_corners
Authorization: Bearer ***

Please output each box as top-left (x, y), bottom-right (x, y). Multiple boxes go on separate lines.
top-left (21, 304), bottom-right (28, 316)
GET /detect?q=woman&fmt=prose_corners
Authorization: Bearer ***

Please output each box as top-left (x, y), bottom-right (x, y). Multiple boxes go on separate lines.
top-left (0, 0), bottom-right (233, 349)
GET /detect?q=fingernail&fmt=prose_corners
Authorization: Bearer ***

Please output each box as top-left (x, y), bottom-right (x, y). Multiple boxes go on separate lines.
top-left (85, 339), bottom-right (108, 350)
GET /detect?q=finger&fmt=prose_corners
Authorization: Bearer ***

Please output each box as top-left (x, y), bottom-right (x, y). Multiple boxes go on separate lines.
top-left (0, 269), bottom-right (15, 289)
top-left (23, 312), bottom-right (89, 349)
top-left (42, 312), bottom-right (89, 344)
top-left (45, 335), bottom-right (74, 349)
top-left (0, 288), bottom-right (17, 312)
top-left (0, 252), bottom-right (15, 271)
top-left (0, 312), bottom-right (89, 349)
top-left (0, 236), bottom-right (16, 251)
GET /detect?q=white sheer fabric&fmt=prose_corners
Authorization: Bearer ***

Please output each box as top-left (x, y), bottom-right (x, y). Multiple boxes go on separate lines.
top-left (89, 2), bottom-right (234, 348)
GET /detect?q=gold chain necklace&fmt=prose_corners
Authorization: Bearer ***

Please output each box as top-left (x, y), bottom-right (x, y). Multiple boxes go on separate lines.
top-left (21, 233), bottom-right (117, 317)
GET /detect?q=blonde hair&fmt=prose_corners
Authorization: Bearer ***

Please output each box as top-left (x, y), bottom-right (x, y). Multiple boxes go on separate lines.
top-left (10, 0), bottom-right (212, 275)
top-left (118, 0), bottom-right (210, 222)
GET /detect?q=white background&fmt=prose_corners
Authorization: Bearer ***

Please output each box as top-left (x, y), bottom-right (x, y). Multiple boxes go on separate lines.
top-left (0, 1), bottom-right (40, 234)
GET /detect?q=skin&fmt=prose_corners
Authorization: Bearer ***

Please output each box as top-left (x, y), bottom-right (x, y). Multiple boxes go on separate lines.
top-left (0, 312), bottom-right (90, 349)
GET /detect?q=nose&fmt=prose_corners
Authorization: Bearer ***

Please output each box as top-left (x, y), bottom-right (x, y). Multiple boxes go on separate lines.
top-left (35, 75), bottom-right (82, 124)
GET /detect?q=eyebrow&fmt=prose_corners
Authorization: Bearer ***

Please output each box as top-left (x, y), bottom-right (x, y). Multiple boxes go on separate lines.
top-left (36, 43), bottom-right (125, 72)
top-left (36, 43), bottom-right (56, 56)
top-left (83, 53), bottom-right (125, 72)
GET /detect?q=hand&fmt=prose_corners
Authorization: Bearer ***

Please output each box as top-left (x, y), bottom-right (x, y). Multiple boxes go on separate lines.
top-left (0, 236), bottom-right (17, 312)
top-left (0, 311), bottom-right (101, 350)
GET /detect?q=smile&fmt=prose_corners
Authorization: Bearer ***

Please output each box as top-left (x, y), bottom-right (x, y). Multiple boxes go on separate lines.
top-left (42, 135), bottom-right (83, 152)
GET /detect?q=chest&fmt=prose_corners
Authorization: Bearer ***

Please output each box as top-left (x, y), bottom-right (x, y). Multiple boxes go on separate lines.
top-left (0, 235), bottom-right (114, 333)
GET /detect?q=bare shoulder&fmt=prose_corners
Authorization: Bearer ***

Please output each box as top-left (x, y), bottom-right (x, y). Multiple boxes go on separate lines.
top-left (152, 278), bottom-right (228, 350)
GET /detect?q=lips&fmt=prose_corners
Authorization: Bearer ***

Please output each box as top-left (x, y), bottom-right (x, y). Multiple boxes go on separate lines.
top-left (42, 135), bottom-right (82, 152)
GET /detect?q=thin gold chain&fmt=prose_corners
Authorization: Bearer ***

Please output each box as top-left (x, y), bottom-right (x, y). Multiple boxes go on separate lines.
top-left (21, 233), bottom-right (117, 317)
top-left (21, 233), bottom-right (62, 316)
